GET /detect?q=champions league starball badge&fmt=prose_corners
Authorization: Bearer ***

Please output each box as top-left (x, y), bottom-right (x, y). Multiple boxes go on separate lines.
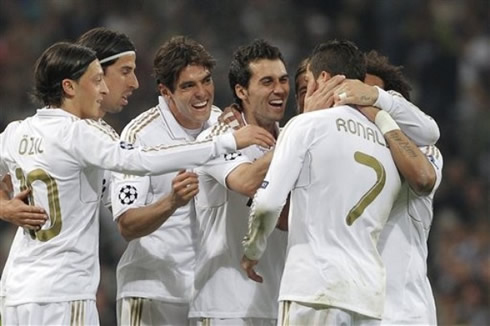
top-left (224, 152), bottom-right (242, 161)
top-left (119, 185), bottom-right (138, 205)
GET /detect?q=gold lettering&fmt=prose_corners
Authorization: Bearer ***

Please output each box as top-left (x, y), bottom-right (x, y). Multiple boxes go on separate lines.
top-left (375, 130), bottom-right (387, 147)
top-left (336, 118), bottom-right (347, 132)
top-left (347, 119), bottom-right (357, 134)
top-left (19, 135), bottom-right (28, 154)
top-left (357, 121), bottom-right (366, 138)
top-left (366, 127), bottom-right (376, 143)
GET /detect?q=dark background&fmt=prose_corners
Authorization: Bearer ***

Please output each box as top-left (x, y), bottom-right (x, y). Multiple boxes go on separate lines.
top-left (0, 0), bottom-right (488, 324)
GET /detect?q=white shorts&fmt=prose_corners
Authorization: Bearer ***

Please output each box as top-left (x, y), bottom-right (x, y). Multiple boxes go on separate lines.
top-left (3, 300), bottom-right (99, 325)
top-left (278, 301), bottom-right (380, 326)
top-left (117, 297), bottom-right (189, 326)
top-left (189, 317), bottom-right (276, 326)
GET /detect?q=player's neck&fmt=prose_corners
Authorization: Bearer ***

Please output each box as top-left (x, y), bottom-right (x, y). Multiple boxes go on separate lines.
top-left (243, 111), bottom-right (278, 139)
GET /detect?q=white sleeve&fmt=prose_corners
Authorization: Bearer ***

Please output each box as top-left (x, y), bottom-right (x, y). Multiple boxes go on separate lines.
top-left (0, 121), bottom-right (21, 177)
top-left (71, 120), bottom-right (237, 176)
top-left (374, 87), bottom-right (440, 146)
top-left (421, 145), bottom-right (444, 195)
top-left (243, 117), bottom-right (311, 260)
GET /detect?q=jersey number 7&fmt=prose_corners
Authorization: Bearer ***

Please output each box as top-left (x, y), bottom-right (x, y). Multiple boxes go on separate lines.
top-left (346, 151), bottom-right (386, 226)
top-left (15, 168), bottom-right (62, 241)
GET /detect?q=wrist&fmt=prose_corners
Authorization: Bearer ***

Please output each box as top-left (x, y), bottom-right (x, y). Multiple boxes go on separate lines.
top-left (375, 110), bottom-right (400, 135)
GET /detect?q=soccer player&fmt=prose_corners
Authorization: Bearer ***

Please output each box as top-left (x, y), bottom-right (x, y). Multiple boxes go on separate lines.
top-left (0, 41), bottom-right (274, 325)
top-left (189, 39), bottom-right (289, 326)
top-left (77, 27), bottom-right (139, 116)
top-left (304, 49), bottom-right (443, 324)
top-left (112, 36), bottom-right (221, 326)
top-left (294, 58), bottom-right (309, 114)
top-left (242, 40), bottom-right (402, 325)
top-left (0, 28), bottom-right (142, 323)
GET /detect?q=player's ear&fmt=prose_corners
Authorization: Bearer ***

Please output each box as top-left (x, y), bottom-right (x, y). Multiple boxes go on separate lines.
top-left (319, 71), bottom-right (331, 82)
top-left (61, 79), bottom-right (76, 97)
top-left (159, 83), bottom-right (172, 98)
top-left (235, 84), bottom-right (248, 101)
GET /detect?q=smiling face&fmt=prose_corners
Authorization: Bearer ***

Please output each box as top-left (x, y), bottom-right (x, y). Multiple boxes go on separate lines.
top-left (100, 53), bottom-right (139, 114)
top-left (162, 64), bottom-right (214, 129)
top-left (236, 58), bottom-right (289, 129)
top-left (67, 59), bottom-right (109, 119)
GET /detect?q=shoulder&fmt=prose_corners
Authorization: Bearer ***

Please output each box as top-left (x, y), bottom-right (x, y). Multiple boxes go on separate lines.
top-left (120, 106), bottom-right (161, 142)
top-left (79, 119), bottom-right (119, 142)
top-left (208, 105), bottom-right (222, 124)
top-left (197, 121), bottom-right (232, 141)
top-left (1, 120), bottom-right (22, 136)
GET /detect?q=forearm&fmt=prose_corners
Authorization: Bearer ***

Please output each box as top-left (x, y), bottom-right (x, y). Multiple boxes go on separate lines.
top-left (227, 151), bottom-right (273, 197)
top-left (384, 130), bottom-right (436, 195)
top-left (374, 88), bottom-right (439, 145)
top-left (117, 195), bottom-right (178, 241)
top-left (375, 110), bottom-right (436, 195)
top-left (243, 202), bottom-right (283, 260)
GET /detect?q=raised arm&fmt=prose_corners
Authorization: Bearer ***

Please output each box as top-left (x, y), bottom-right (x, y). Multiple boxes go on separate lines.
top-left (359, 106), bottom-right (437, 195)
top-left (333, 80), bottom-right (439, 145)
top-left (75, 121), bottom-right (275, 177)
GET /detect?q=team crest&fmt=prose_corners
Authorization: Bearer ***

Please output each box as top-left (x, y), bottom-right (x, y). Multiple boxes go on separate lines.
top-left (120, 141), bottom-right (135, 150)
top-left (224, 152), bottom-right (242, 161)
top-left (119, 185), bottom-right (138, 205)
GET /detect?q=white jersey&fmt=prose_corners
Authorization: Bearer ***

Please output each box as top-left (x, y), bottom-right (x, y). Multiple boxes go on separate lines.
top-left (243, 106), bottom-right (402, 319)
top-left (374, 87), bottom-right (439, 146)
top-left (190, 122), bottom-right (287, 319)
top-left (113, 97), bottom-right (221, 303)
top-left (0, 108), bottom-right (238, 306)
top-left (378, 145), bottom-right (443, 325)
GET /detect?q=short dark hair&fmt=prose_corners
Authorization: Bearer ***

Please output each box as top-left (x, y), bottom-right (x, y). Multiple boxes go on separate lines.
top-left (294, 58), bottom-right (309, 95)
top-left (33, 42), bottom-right (96, 107)
top-left (153, 36), bottom-right (215, 93)
top-left (77, 27), bottom-right (136, 70)
top-left (365, 50), bottom-right (412, 100)
top-left (228, 39), bottom-right (285, 106)
top-left (309, 40), bottom-right (366, 81)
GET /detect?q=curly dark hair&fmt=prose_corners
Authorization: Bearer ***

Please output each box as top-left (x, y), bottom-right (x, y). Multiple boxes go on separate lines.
top-left (153, 36), bottom-right (215, 93)
top-left (228, 39), bottom-right (285, 106)
top-left (365, 50), bottom-right (412, 100)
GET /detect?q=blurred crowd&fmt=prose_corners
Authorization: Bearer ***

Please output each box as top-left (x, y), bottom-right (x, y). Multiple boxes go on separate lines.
top-left (0, 0), bottom-right (488, 324)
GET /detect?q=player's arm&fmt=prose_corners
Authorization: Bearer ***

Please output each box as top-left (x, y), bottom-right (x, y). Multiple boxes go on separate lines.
top-left (242, 117), bottom-right (310, 281)
top-left (361, 107), bottom-right (436, 195)
top-left (225, 151), bottom-right (273, 198)
top-left (116, 170), bottom-right (198, 241)
top-left (76, 121), bottom-right (275, 176)
top-left (334, 80), bottom-right (439, 145)
top-left (0, 174), bottom-right (47, 229)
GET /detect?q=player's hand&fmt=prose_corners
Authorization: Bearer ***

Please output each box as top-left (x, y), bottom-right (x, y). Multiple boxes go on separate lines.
top-left (233, 125), bottom-right (275, 150)
top-left (218, 104), bottom-right (244, 130)
top-left (333, 79), bottom-right (378, 107)
top-left (170, 170), bottom-right (199, 208)
top-left (304, 75), bottom-right (345, 112)
top-left (241, 255), bottom-right (263, 283)
top-left (0, 189), bottom-right (47, 230)
top-left (357, 106), bottom-right (381, 123)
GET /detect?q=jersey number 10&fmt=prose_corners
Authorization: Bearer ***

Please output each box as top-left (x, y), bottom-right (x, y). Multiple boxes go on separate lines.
top-left (15, 168), bottom-right (62, 241)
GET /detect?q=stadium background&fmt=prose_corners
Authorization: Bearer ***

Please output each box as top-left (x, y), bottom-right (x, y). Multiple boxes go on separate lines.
top-left (0, 0), bottom-right (488, 324)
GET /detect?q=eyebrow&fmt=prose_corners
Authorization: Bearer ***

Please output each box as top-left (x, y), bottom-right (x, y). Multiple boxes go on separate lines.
top-left (178, 72), bottom-right (212, 87)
